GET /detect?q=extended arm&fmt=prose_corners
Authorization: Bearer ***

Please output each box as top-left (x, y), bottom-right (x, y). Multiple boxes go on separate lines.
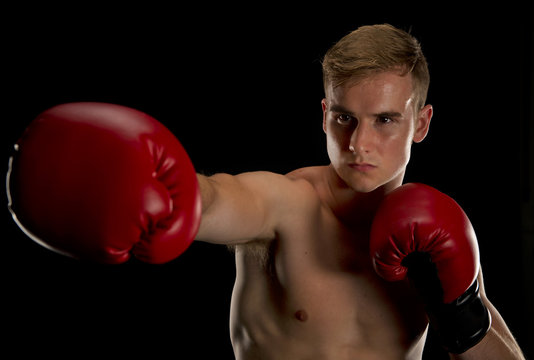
top-left (196, 172), bottom-right (313, 245)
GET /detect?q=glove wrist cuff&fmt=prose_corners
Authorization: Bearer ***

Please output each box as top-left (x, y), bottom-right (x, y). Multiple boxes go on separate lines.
top-left (428, 280), bottom-right (492, 354)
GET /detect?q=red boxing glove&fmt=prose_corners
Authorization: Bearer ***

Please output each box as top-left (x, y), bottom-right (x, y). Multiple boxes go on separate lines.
top-left (7, 102), bottom-right (201, 264)
top-left (370, 183), bottom-right (490, 353)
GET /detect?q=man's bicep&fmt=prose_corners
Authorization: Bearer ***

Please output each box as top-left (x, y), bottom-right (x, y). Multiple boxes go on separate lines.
top-left (195, 171), bottom-right (284, 245)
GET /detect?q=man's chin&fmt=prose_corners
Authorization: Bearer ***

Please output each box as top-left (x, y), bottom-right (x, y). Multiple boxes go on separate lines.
top-left (347, 178), bottom-right (403, 195)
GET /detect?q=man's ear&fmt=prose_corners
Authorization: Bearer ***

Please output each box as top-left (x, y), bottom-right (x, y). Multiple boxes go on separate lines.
top-left (413, 104), bottom-right (433, 143)
top-left (322, 98), bottom-right (328, 133)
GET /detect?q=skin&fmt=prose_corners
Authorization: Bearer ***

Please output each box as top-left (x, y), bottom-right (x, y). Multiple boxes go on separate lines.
top-left (195, 71), bottom-right (524, 359)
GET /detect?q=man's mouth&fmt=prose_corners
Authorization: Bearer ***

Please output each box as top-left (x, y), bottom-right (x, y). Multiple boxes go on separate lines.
top-left (348, 163), bottom-right (377, 172)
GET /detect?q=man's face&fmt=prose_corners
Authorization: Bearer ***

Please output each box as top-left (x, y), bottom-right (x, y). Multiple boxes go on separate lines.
top-left (322, 71), bottom-right (432, 193)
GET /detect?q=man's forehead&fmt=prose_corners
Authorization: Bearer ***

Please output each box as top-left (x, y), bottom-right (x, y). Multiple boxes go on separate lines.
top-left (326, 72), bottom-right (415, 108)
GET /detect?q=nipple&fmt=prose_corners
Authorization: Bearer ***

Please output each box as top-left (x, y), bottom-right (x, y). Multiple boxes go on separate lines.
top-left (294, 309), bottom-right (308, 322)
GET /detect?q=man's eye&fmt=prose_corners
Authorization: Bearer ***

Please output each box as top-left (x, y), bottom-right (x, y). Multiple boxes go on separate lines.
top-left (378, 116), bottom-right (393, 124)
top-left (336, 114), bottom-right (353, 124)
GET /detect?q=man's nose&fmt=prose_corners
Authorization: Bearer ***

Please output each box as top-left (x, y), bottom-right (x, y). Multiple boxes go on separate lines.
top-left (349, 121), bottom-right (373, 154)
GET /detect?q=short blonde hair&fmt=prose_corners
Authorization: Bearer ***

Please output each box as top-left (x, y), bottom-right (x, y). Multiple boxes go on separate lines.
top-left (322, 24), bottom-right (430, 110)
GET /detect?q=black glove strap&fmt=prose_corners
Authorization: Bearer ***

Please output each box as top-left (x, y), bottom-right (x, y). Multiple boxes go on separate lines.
top-left (428, 280), bottom-right (491, 354)
top-left (402, 252), bottom-right (492, 354)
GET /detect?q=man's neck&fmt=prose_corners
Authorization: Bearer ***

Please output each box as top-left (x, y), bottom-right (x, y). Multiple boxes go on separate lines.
top-left (323, 164), bottom-right (402, 228)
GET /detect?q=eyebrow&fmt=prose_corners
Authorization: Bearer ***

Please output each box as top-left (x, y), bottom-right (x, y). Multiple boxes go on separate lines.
top-left (328, 104), bottom-right (403, 119)
top-left (329, 104), bottom-right (355, 116)
top-left (373, 111), bottom-right (403, 119)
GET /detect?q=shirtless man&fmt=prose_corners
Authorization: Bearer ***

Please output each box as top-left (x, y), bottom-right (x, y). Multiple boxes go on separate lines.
top-left (8, 24), bottom-right (525, 359)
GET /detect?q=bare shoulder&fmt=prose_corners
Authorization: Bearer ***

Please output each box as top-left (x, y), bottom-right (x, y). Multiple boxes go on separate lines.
top-left (229, 169), bottom-right (317, 199)
top-left (283, 166), bottom-right (327, 204)
top-left (231, 167), bottom-right (324, 198)
top-left (285, 166), bottom-right (329, 203)
top-left (285, 165), bottom-right (326, 183)
top-left (234, 167), bottom-right (326, 251)
top-left (236, 167), bottom-right (325, 228)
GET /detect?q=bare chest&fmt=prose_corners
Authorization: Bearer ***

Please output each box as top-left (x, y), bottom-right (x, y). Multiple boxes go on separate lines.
top-left (230, 210), bottom-right (428, 359)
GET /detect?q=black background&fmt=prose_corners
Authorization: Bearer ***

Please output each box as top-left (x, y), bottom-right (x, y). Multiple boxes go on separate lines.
top-left (3, 3), bottom-right (533, 359)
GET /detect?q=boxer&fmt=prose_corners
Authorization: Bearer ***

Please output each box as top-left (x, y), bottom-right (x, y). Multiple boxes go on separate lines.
top-left (8, 24), bottom-right (524, 359)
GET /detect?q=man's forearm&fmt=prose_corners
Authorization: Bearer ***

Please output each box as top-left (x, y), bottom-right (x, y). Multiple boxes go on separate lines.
top-left (449, 302), bottom-right (524, 360)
